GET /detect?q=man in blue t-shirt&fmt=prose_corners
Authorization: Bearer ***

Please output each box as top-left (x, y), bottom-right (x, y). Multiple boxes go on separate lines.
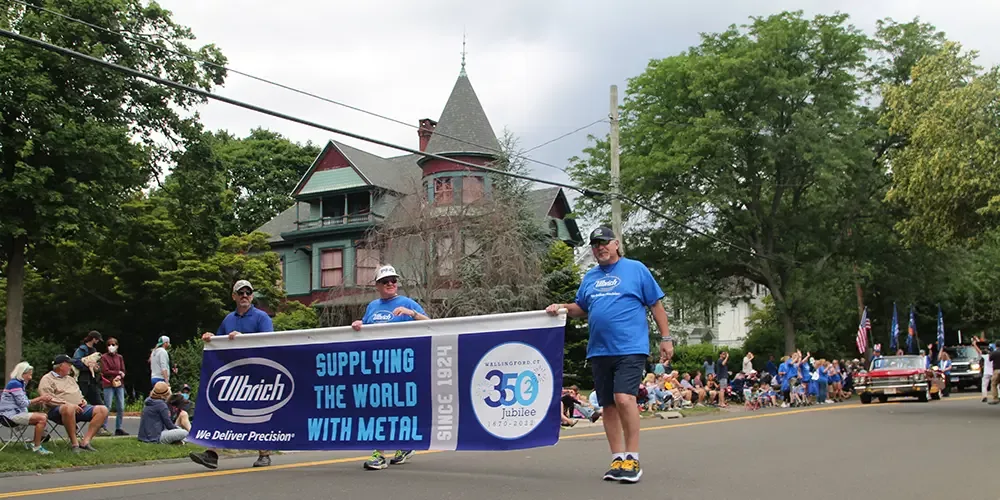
top-left (351, 265), bottom-right (429, 471)
top-left (545, 226), bottom-right (672, 484)
top-left (190, 279), bottom-right (274, 470)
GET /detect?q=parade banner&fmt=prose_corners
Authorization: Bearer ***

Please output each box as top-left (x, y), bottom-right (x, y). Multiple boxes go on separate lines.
top-left (188, 310), bottom-right (566, 451)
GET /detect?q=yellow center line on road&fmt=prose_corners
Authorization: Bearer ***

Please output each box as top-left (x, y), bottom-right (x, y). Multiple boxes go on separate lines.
top-left (0, 395), bottom-right (979, 499)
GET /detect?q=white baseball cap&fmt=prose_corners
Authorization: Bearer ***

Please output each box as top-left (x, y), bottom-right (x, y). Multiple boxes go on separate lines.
top-left (233, 280), bottom-right (253, 293)
top-left (374, 265), bottom-right (400, 282)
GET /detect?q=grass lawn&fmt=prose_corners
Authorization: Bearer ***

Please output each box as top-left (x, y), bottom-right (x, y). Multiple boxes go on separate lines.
top-left (677, 406), bottom-right (721, 418)
top-left (0, 438), bottom-right (244, 473)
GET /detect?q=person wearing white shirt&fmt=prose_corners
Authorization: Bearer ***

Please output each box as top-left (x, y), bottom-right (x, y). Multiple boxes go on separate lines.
top-left (743, 352), bottom-right (754, 374)
top-left (971, 336), bottom-right (993, 403)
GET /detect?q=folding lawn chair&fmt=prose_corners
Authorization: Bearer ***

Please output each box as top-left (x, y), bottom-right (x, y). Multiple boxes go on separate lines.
top-left (45, 418), bottom-right (85, 444)
top-left (0, 415), bottom-right (30, 451)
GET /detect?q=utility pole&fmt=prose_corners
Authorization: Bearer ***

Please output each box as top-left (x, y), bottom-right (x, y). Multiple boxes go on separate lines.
top-left (610, 85), bottom-right (624, 255)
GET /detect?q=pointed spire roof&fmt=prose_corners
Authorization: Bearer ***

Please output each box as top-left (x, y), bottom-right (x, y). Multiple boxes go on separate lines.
top-left (421, 71), bottom-right (500, 160)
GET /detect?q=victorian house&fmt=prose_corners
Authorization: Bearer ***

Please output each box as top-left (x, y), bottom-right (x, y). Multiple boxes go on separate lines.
top-left (254, 64), bottom-right (583, 313)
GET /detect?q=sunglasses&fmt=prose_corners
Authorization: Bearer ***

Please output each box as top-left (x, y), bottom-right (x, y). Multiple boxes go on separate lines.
top-left (590, 240), bottom-right (613, 248)
top-left (377, 278), bottom-right (398, 285)
top-left (236, 290), bottom-right (253, 297)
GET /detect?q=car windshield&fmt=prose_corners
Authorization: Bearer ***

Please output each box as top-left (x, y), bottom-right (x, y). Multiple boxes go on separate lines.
top-left (945, 346), bottom-right (978, 360)
top-left (871, 357), bottom-right (923, 370)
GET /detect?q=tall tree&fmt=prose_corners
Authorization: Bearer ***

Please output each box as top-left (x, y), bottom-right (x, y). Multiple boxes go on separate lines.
top-left (213, 128), bottom-right (320, 234)
top-left (570, 12), bottom-right (881, 354)
top-left (882, 42), bottom-right (1000, 247)
top-left (0, 0), bottom-right (225, 375)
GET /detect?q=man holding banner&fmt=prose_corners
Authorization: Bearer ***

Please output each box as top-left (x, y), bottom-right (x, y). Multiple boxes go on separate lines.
top-left (546, 226), bottom-right (673, 484)
top-left (189, 279), bottom-right (274, 470)
top-left (351, 265), bottom-right (429, 471)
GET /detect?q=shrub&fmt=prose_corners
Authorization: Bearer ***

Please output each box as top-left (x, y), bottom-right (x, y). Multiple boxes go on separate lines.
top-left (668, 343), bottom-right (745, 379)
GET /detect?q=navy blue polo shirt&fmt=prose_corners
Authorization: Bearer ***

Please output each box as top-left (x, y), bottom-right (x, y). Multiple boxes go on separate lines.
top-left (216, 305), bottom-right (273, 336)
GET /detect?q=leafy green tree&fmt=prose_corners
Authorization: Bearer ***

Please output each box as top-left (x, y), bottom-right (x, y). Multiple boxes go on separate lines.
top-left (571, 12), bottom-right (878, 354)
top-left (0, 0), bottom-right (225, 376)
top-left (272, 301), bottom-right (320, 331)
top-left (213, 128), bottom-right (320, 234)
top-left (882, 42), bottom-right (1000, 247)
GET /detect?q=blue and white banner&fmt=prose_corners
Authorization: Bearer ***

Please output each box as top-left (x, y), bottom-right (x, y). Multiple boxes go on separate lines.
top-left (188, 310), bottom-right (566, 451)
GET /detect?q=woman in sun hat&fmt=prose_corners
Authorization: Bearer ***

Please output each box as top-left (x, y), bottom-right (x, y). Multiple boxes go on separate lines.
top-left (138, 381), bottom-right (188, 445)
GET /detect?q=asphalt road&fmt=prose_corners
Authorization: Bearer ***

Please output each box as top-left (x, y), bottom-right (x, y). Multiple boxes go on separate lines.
top-left (1, 396), bottom-right (995, 500)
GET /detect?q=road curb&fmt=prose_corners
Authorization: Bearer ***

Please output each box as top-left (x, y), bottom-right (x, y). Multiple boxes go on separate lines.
top-left (0, 451), bottom-right (261, 478)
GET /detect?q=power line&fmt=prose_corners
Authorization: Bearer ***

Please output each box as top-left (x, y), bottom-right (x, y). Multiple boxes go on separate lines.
top-left (523, 119), bottom-right (608, 154)
top-left (3, 0), bottom-right (586, 176)
top-left (0, 27), bottom-right (599, 198)
top-left (0, 27), bottom-right (787, 264)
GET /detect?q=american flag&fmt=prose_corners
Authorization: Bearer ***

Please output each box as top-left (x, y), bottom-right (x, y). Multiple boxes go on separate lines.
top-left (856, 307), bottom-right (870, 354)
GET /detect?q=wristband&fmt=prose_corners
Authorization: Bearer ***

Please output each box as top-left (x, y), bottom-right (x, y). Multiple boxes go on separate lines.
top-left (661, 336), bottom-right (674, 343)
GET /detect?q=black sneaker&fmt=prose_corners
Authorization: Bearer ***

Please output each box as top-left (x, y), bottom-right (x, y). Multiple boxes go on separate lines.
top-left (190, 450), bottom-right (219, 469)
top-left (618, 455), bottom-right (642, 483)
top-left (390, 450), bottom-right (414, 465)
top-left (115, 429), bottom-right (129, 436)
top-left (602, 458), bottom-right (623, 481)
top-left (252, 454), bottom-right (271, 467)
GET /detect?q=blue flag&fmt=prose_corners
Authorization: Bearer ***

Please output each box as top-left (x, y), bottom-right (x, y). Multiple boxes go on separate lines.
top-left (937, 305), bottom-right (945, 351)
top-left (889, 303), bottom-right (899, 352)
top-left (906, 305), bottom-right (917, 354)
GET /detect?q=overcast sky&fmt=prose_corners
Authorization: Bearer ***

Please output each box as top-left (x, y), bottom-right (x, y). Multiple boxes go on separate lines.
top-left (159, 0), bottom-right (1000, 201)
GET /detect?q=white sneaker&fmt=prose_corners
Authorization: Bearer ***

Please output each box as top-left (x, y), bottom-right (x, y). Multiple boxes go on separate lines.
top-left (781, 402), bottom-right (789, 408)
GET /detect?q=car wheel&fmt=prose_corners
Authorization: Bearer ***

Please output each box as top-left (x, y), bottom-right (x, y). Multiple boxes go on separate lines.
top-left (860, 393), bottom-right (871, 405)
top-left (918, 386), bottom-right (929, 402)
top-left (878, 395), bottom-right (888, 403)
top-left (931, 391), bottom-right (941, 400)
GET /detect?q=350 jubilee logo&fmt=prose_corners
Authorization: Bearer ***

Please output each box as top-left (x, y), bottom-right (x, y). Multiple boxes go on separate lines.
top-left (471, 342), bottom-right (553, 439)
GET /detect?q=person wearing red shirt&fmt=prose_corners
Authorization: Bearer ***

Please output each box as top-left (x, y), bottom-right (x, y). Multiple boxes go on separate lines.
top-left (100, 337), bottom-right (128, 435)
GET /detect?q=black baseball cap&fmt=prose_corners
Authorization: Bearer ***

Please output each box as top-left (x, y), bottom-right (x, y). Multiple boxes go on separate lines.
top-left (52, 354), bottom-right (72, 366)
top-left (589, 226), bottom-right (616, 244)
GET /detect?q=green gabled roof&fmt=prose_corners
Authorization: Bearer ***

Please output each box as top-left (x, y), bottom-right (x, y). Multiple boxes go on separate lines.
top-left (297, 168), bottom-right (367, 196)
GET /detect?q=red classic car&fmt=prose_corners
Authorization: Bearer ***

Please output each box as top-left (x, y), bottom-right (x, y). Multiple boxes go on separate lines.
top-left (853, 355), bottom-right (945, 404)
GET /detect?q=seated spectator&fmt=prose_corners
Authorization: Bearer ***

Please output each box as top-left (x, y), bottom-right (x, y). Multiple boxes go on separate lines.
top-left (38, 354), bottom-right (109, 452)
top-left (167, 394), bottom-right (191, 432)
top-left (139, 382), bottom-right (188, 444)
top-left (564, 386), bottom-right (601, 422)
top-left (0, 362), bottom-right (53, 455)
top-left (589, 389), bottom-right (600, 410)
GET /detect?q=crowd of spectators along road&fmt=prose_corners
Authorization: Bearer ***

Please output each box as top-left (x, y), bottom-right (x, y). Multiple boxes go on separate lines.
top-left (560, 350), bottom-right (874, 423)
top-left (1, 330), bottom-right (193, 455)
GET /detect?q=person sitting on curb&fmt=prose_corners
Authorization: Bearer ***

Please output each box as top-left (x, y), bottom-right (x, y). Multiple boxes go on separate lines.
top-left (38, 354), bottom-right (109, 452)
top-left (166, 394), bottom-right (191, 432)
top-left (139, 382), bottom-right (188, 445)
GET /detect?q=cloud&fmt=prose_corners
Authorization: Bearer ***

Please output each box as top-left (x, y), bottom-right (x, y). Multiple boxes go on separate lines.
top-left (159, 0), bottom-right (1000, 196)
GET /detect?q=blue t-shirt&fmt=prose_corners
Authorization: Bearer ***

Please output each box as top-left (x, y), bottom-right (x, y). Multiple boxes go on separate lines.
top-left (217, 305), bottom-right (274, 336)
top-left (817, 366), bottom-right (828, 383)
top-left (362, 295), bottom-right (426, 324)
top-left (574, 257), bottom-right (665, 358)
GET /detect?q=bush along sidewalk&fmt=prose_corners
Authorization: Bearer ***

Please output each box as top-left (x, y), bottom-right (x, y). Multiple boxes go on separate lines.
top-left (0, 437), bottom-right (246, 474)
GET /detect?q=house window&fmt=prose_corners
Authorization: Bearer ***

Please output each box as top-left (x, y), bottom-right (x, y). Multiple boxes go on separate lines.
top-left (434, 177), bottom-right (453, 205)
top-left (356, 246), bottom-right (380, 285)
top-left (322, 195), bottom-right (346, 219)
top-left (463, 176), bottom-right (484, 203)
top-left (347, 192), bottom-right (370, 216)
top-left (320, 249), bottom-right (343, 287)
top-left (436, 236), bottom-right (454, 275)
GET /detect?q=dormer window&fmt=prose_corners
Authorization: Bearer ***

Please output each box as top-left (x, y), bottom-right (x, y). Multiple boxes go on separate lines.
top-left (434, 177), bottom-right (453, 205)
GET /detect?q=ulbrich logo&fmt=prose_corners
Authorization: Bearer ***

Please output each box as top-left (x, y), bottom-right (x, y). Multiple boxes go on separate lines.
top-left (206, 357), bottom-right (295, 424)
